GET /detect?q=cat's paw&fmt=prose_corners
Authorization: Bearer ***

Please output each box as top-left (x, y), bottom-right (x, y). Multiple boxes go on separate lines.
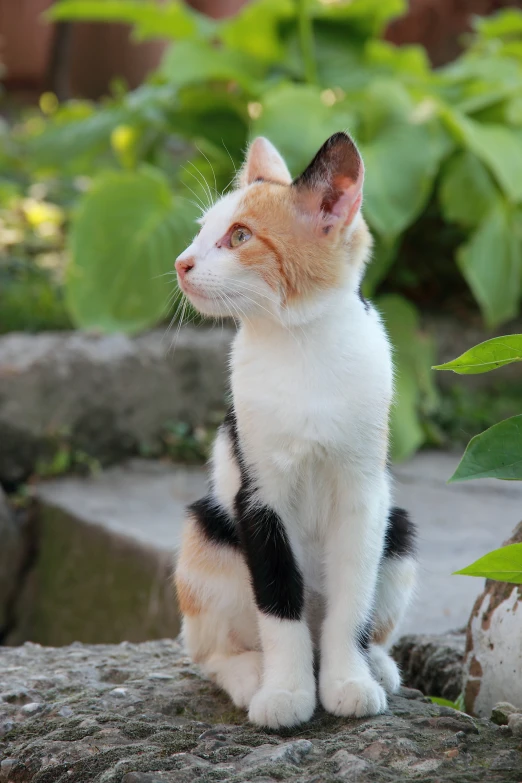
top-left (248, 686), bottom-right (316, 728)
top-left (369, 646), bottom-right (401, 694)
top-left (320, 676), bottom-right (387, 718)
top-left (226, 652), bottom-right (263, 709)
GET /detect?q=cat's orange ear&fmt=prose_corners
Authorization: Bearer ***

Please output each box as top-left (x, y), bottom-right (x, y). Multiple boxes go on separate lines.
top-left (239, 137), bottom-right (292, 187)
top-left (292, 132), bottom-right (364, 231)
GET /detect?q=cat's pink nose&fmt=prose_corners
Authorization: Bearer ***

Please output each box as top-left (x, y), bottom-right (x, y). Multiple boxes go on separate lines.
top-left (175, 256), bottom-right (195, 281)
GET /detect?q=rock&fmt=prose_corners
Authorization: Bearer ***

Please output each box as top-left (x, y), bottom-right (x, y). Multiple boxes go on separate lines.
top-left (0, 487), bottom-right (24, 634)
top-left (7, 460), bottom-right (196, 646)
top-left (463, 521), bottom-right (522, 716)
top-left (391, 631), bottom-right (465, 700)
top-left (0, 327), bottom-right (233, 484)
top-left (1, 639), bottom-right (521, 782)
top-left (490, 750), bottom-right (522, 771)
top-left (508, 713), bottom-right (522, 737)
top-left (491, 702), bottom-right (519, 726)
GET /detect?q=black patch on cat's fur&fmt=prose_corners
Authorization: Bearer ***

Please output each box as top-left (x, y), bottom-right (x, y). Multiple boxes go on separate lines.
top-left (235, 487), bottom-right (305, 621)
top-left (188, 495), bottom-right (240, 549)
top-left (383, 507), bottom-right (416, 559)
top-left (358, 285), bottom-right (370, 312)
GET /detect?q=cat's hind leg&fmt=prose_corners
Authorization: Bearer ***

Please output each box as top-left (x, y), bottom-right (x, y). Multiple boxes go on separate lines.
top-left (369, 507), bottom-right (417, 693)
top-left (175, 507), bottom-right (262, 710)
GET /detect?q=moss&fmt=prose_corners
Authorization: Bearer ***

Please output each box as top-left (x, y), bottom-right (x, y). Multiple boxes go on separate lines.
top-left (12, 504), bottom-right (180, 646)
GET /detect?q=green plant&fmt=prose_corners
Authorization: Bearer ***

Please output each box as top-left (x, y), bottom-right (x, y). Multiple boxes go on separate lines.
top-left (435, 334), bottom-right (522, 583)
top-left (9, 0), bottom-right (522, 458)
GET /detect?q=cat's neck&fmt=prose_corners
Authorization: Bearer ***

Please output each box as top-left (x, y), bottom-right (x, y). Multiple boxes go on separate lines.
top-left (238, 285), bottom-right (361, 346)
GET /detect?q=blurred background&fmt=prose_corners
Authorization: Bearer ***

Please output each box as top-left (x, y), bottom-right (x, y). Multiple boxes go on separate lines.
top-left (1, 0), bottom-right (522, 650)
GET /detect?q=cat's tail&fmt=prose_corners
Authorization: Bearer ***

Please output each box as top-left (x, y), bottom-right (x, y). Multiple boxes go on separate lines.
top-left (368, 507), bottom-right (417, 693)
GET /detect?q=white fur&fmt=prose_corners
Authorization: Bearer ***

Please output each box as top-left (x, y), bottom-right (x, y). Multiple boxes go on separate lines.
top-left (175, 140), bottom-right (415, 728)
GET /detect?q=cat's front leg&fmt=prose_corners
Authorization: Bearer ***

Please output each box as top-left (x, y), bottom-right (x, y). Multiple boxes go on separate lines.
top-left (319, 480), bottom-right (388, 718)
top-left (236, 487), bottom-right (316, 728)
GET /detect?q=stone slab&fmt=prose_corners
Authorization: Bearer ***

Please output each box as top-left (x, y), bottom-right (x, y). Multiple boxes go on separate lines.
top-left (1, 639), bottom-right (521, 783)
top-left (1, 318), bottom-right (520, 484)
top-left (25, 451), bottom-right (522, 646)
top-left (0, 328), bottom-right (233, 484)
top-left (0, 488), bottom-right (24, 635)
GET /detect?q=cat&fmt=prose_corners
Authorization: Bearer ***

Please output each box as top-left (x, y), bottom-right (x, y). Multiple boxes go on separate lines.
top-left (173, 132), bottom-right (417, 729)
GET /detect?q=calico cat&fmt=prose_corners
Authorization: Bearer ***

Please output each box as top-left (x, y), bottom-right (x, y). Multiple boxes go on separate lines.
top-left (173, 132), bottom-right (416, 729)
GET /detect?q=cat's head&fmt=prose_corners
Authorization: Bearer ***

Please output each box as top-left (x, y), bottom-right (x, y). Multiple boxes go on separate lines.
top-left (175, 131), bottom-right (372, 324)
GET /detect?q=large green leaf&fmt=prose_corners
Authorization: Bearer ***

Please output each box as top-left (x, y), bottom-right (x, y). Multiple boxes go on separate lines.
top-left (67, 168), bottom-right (196, 333)
top-left (457, 203), bottom-right (521, 327)
top-left (454, 115), bottom-right (522, 202)
top-left (449, 414), bottom-right (522, 482)
top-left (220, 0), bottom-right (294, 63)
top-left (361, 121), bottom-right (450, 239)
top-left (48, 0), bottom-right (200, 40)
top-left (251, 84), bottom-right (343, 175)
top-left (159, 40), bottom-right (263, 92)
top-left (433, 335), bottom-right (522, 374)
top-left (454, 543), bottom-right (522, 584)
top-left (439, 151), bottom-right (498, 227)
top-left (378, 295), bottom-right (436, 462)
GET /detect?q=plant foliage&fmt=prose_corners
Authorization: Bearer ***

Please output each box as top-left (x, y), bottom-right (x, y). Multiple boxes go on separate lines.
top-left (7, 0), bottom-right (522, 458)
top-left (435, 335), bottom-right (522, 582)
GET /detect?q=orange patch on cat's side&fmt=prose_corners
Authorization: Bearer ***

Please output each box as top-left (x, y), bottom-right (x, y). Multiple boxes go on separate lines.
top-left (372, 621), bottom-right (395, 646)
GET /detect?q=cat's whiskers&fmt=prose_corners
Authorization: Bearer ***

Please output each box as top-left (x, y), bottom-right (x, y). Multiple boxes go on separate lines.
top-left (182, 175), bottom-right (210, 213)
top-left (186, 160), bottom-right (215, 208)
top-left (195, 144), bottom-right (218, 204)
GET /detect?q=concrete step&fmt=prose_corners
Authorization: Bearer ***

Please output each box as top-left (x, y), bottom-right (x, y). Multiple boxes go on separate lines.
top-left (10, 452), bottom-right (522, 645)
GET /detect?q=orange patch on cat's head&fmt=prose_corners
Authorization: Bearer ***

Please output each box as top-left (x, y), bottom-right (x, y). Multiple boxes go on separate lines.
top-left (230, 132), bottom-right (372, 302)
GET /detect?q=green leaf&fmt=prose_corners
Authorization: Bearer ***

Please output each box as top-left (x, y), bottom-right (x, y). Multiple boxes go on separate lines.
top-left (251, 84), bottom-right (341, 175)
top-left (454, 114), bottom-right (522, 202)
top-left (48, 0), bottom-right (199, 41)
top-left (454, 543), bottom-right (522, 584)
top-left (362, 234), bottom-right (399, 296)
top-left (361, 121), bottom-right (450, 238)
top-left (433, 334), bottom-right (522, 374)
top-left (159, 40), bottom-right (263, 92)
top-left (457, 203), bottom-right (521, 327)
top-left (439, 151), bottom-right (498, 227)
top-left (377, 295), bottom-right (435, 462)
top-left (67, 168), bottom-right (197, 333)
top-left (220, 0), bottom-right (294, 63)
top-left (474, 9), bottom-right (522, 41)
top-left (449, 414), bottom-right (522, 482)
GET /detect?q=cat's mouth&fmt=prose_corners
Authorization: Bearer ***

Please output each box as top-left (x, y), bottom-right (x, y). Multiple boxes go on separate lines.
top-left (179, 281), bottom-right (212, 302)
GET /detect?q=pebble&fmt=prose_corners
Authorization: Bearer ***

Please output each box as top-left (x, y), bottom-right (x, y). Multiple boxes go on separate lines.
top-left (491, 702), bottom-right (519, 726)
top-left (242, 740), bottom-right (313, 767)
top-left (0, 721), bottom-right (13, 738)
top-left (58, 706), bottom-right (74, 718)
top-left (148, 673), bottom-right (173, 681)
top-left (331, 749), bottom-right (371, 777)
top-left (111, 688), bottom-right (128, 697)
top-left (507, 713), bottom-right (522, 737)
top-left (0, 758), bottom-right (17, 780)
top-left (21, 702), bottom-right (43, 714)
top-left (491, 749), bottom-right (522, 770)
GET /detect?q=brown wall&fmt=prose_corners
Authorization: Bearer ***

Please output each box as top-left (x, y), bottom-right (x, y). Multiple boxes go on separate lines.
top-left (1, 0), bottom-right (521, 100)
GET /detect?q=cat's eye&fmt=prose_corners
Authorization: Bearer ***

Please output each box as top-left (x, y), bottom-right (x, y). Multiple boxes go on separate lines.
top-left (230, 225), bottom-right (252, 248)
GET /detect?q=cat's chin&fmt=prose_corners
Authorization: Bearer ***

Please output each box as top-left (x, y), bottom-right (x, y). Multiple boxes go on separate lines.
top-left (182, 289), bottom-right (232, 319)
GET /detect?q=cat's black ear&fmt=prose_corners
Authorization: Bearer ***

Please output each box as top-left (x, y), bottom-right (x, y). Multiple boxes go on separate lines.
top-left (292, 132), bottom-right (364, 229)
top-left (239, 137), bottom-right (292, 187)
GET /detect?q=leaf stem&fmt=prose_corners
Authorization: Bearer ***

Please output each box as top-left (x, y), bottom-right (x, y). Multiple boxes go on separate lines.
top-left (296, 0), bottom-right (317, 85)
